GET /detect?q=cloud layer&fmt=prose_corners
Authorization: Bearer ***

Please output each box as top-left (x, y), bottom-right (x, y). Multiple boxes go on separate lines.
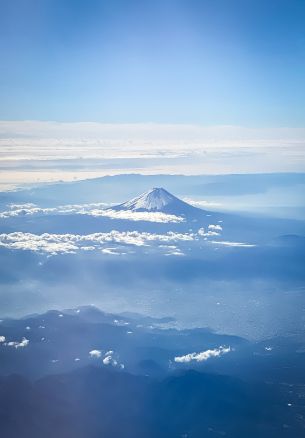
top-left (0, 203), bottom-right (184, 223)
top-left (0, 230), bottom-right (196, 255)
top-left (0, 121), bottom-right (304, 188)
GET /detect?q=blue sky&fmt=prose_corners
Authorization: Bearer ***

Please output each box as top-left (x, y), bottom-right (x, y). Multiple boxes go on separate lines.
top-left (1, 0), bottom-right (305, 126)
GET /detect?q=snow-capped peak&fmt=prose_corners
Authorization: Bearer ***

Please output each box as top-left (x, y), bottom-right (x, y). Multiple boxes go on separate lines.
top-left (112, 188), bottom-right (201, 215)
top-left (120, 188), bottom-right (176, 211)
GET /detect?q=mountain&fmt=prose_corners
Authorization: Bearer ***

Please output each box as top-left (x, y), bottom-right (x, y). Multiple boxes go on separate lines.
top-left (111, 187), bottom-right (203, 216)
top-left (1, 366), bottom-right (303, 438)
top-left (0, 306), bottom-right (247, 379)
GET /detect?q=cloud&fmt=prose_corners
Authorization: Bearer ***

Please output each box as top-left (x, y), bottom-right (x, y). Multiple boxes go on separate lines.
top-left (103, 355), bottom-right (117, 366)
top-left (198, 228), bottom-right (221, 237)
top-left (1, 121), bottom-right (304, 157)
top-left (0, 203), bottom-right (184, 223)
top-left (164, 249), bottom-right (185, 256)
top-left (0, 228), bottom-right (256, 256)
top-left (0, 230), bottom-right (195, 254)
top-left (0, 206), bottom-right (56, 219)
top-left (101, 248), bottom-right (121, 255)
top-left (5, 337), bottom-right (29, 348)
top-left (208, 224), bottom-right (223, 231)
top-left (211, 240), bottom-right (256, 248)
top-left (0, 121), bottom-right (304, 188)
top-left (0, 336), bottom-right (6, 343)
top-left (0, 232), bottom-right (79, 254)
top-left (89, 349), bottom-right (102, 358)
top-left (102, 350), bottom-right (124, 368)
top-left (113, 320), bottom-right (129, 326)
top-left (183, 198), bottom-right (222, 209)
top-left (0, 203), bottom-right (109, 219)
top-left (88, 209), bottom-right (184, 223)
top-left (174, 346), bottom-right (231, 363)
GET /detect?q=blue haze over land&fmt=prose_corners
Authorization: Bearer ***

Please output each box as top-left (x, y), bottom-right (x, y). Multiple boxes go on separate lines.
top-left (0, 174), bottom-right (305, 437)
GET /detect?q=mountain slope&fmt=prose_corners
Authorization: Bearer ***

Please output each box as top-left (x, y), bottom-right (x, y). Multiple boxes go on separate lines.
top-left (0, 367), bottom-right (303, 438)
top-left (111, 187), bottom-right (204, 216)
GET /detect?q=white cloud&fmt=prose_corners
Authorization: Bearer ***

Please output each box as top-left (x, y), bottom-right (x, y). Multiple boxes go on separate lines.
top-left (0, 203), bottom-right (100, 219)
top-left (0, 203), bottom-right (184, 223)
top-left (0, 229), bottom-right (257, 256)
top-left (211, 240), bottom-right (256, 248)
top-left (208, 224), bottom-right (223, 231)
top-left (0, 230), bottom-right (195, 254)
top-left (198, 228), bottom-right (221, 237)
top-left (10, 203), bottom-right (37, 209)
top-left (183, 198), bottom-right (222, 209)
top-left (101, 248), bottom-right (121, 255)
top-left (102, 350), bottom-right (123, 368)
top-left (0, 206), bottom-right (55, 219)
top-left (0, 336), bottom-right (6, 343)
top-left (0, 232), bottom-right (78, 254)
top-left (89, 349), bottom-right (102, 358)
top-left (88, 209), bottom-right (184, 223)
top-left (174, 346), bottom-right (231, 363)
top-left (164, 250), bottom-right (185, 256)
top-left (103, 355), bottom-right (117, 366)
top-left (6, 337), bottom-right (29, 348)
top-left (1, 121), bottom-right (304, 158)
top-left (0, 121), bottom-right (304, 188)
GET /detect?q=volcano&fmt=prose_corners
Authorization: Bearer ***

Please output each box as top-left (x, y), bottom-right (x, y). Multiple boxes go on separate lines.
top-left (112, 188), bottom-right (203, 216)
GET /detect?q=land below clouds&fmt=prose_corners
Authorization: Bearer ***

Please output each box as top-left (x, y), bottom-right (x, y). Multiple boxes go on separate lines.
top-left (0, 173), bottom-right (304, 339)
top-left (0, 304), bottom-right (305, 438)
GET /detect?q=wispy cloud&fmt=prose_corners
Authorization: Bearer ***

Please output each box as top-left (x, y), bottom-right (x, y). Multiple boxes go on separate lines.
top-left (211, 241), bottom-right (256, 248)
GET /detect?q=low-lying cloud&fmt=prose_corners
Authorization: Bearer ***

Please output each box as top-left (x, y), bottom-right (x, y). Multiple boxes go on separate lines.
top-left (89, 349), bottom-right (102, 358)
top-left (0, 203), bottom-right (184, 223)
top-left (174, 346), bottom-right (231, 363)
top-left (0, 231), bottom-right (195, 254)
top-left (3, 337), bottom-right (30, 349)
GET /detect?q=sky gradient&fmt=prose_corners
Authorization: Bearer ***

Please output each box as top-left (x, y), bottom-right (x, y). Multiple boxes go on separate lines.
top-left (1, 0), bottom-right (305, 126)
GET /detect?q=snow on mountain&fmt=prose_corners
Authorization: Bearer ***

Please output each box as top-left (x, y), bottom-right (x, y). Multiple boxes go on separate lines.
top-left (112, 188), bottom-right (202, 216)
